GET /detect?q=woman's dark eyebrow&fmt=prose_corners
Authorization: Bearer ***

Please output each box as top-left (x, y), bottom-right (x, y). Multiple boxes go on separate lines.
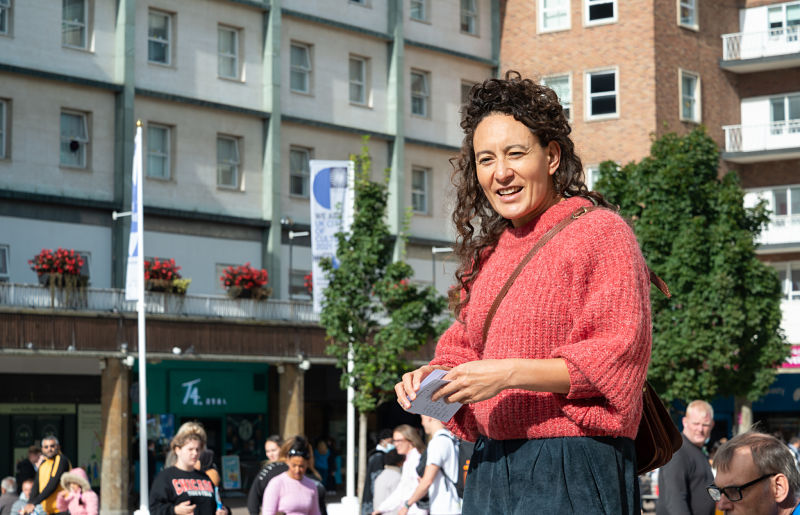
top-left (475, 144), bottom-right (528, 158)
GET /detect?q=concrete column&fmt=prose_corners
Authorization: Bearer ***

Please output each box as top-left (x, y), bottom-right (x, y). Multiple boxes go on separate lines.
top-left (100, 358), bottom-right (130, 515)
top-left (386, 0), bottom-right (406, 262)
top-left (279, 364), bottom-right (305, 438)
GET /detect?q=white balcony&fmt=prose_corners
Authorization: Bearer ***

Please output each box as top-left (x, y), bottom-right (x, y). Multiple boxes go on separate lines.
top-left (0, 283), bottom-right (319, 323)
top-left (759, 214), bottom-right (800, 246)
top-left (722, 121), bottom-right (800, 163)
top-left (721, 27), bottom-right (800, 72)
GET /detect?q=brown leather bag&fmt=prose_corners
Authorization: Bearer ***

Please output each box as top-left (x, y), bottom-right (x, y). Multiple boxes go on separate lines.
top-left (481, 205), bottom-right (681, 476)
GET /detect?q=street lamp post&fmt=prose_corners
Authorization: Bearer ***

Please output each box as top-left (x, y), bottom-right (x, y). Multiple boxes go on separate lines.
top-left (431, 246), bottom-right (453, 291)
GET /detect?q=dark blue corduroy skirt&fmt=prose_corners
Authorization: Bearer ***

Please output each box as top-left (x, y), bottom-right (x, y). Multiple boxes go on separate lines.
top-left (462, 435), bottom-right (640, 515)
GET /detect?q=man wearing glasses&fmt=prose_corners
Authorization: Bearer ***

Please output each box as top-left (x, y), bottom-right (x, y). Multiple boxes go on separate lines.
top-left (23, 436), bottom-right (71, 514)
top-left (708, 431), bottom-right (800, 514)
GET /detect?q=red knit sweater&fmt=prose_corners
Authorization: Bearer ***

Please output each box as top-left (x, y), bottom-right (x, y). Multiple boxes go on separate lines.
top-left (430, 196), bottom-right (652, 441)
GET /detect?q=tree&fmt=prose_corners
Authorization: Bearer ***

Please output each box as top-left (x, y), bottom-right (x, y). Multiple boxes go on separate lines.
top-left (596, 127), bottom-right (788, 410)
top-left (319, 138), bottom-right (448, 498)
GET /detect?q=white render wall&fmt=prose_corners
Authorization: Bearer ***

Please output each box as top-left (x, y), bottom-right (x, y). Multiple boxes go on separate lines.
top-left (0, 76), bottom-right (116, 201)
top-left (0, 216), bottom-right (112, 288)
top-left (136, 97), bottom-right (265, 219)
top-left (404, 0), bottom-right (494, 61)
top-left (286, 0), bottom-right (389, 34)
top-left (1, 0), bottom-right (117, 82)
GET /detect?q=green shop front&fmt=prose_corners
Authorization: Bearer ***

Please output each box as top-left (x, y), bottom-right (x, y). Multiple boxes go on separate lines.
top-left (133, 360), bottom-right (272, 492)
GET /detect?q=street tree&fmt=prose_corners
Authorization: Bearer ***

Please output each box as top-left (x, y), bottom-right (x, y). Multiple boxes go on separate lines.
top-left (596, 127), bottom-right (788, 418)
top-left (319, 139), bottom-right (448, 497)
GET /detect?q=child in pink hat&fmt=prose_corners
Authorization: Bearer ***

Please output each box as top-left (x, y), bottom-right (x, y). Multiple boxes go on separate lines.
top-left (56, 467), bottom-right (98, 515)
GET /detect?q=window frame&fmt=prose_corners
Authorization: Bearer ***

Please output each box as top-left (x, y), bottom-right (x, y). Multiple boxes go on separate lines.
top-left (678, 69), bottom-right (701, 123)
top-left (585, 68), bottom-right (619, 120)
top-left (349, 55), bottom-right (368, 106)
top-left (0, 0), bottom-right (11, 36)
top-left (542, 73), bottom-right (572, 121)
top-left (216, 135), bottom-right (241, 190)
top-left (289, 146), bottom-right (312, 199)
top-left (410, 69), bottom-right (430, 118)
top-left (0, 244), bottom-right (9, 281)
top-left (62, 0), bottom-right (88, 50)
top-left (146, 123), bottom-right (171, 180)
top-left (289, 268), bottom-right (312, 300)
top-left (217, 25), bottom-right (240, 80)
top-left (290, 42), bottom-right (312, 94)
top-left (460, 0), bottom-right (479, 35)
top-left (677, 0), bottom-right (698, 30)
top-left (538, 0), bottom-right (571, 33)
top-left (410, 0), bottom-right (428, 22)
top-left (769, 93), bottom-right (800, 135)
top-left (60, 109), bottom-right (89, 169)
top-left (0, 99), bottom-right (7, 159)
top-left (774, 261), bottom-right (800, 301)
top-left (584, 0), bottom-right (616, 26)
top-left (411, 166), bottom-right (430, 215)
top-left (147, 9), bottom-right (172, 66)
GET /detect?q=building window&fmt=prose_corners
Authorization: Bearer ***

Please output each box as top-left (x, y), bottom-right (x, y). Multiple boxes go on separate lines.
top-left (290, 42), bottom-right (312, 94)
top-left (60, 110), bottom-right (88, 168)
top-left (775, 262), bottom-right (800, 300)
top-left (0, 99), bottom-right (6, 159)
top-left (217, 136), bottom-right (240, 189)
top-left (218, 26), bottom-right (239, 79)
top-left (586, 69), bottom-right (618, 119)
top-left (411, 70), bottom-right (430, 117)
top-left (77, 251), bottom-right (90, 280)
top-left (411, 167), bottom-right (429, 214)
top-left (289, 147), bottom-right (311, 198)
top-left (350, 0), bottom-right (367, 4)
top-left (461, 0), bottom-right (478, 34)
top-left (146, 124), bottom-right (170, 180)
top-left (0, 244), bottom-right (8, 282)
top-left (772, 186), bottom-right (800, 220)
top-left (62, 0), bottom-right (87, 49)
top-left (586, 0), bottom-right (615, 25)
top-left (0, 0), bottom-right (11, 35)
top-left (539, 0), bottom-right (570, 32)
top-left (410, 0), bottom-right (427, 21)
top-left (679, 70), bottom-right (701, 122)
top-left (770, 94), bottom-right (800, 135)
top-left (349, 56), bottom-right (367, 105)
top-left (678, 0), bottom-right (697, 29)
top-left (290, 269), bottom-right (311, 299)
top-left (584, 166), bottom-right (601, 190)
top-left (148, 10), bottom-right (171, 65)
top-left (542, 74), bottom-right (572, 120)
top-left (768, 4), bottom-right (800, 38)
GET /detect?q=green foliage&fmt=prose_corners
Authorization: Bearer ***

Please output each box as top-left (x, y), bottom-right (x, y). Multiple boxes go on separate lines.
top-left (319, 137), bottom-right (449, 412)
top-left (596, 127), bottom-right (788, 403)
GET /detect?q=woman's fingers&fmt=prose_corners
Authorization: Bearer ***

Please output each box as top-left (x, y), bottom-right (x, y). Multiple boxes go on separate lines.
top-left (395, 365), bottom-right (453, 409)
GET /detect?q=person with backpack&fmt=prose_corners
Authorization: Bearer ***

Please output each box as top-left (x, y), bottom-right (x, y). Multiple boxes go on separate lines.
top-left (362, 429), bottom-right (395, 515)
top-left (395, 72), bottom-right (652, 514)
top-left (401, 416), bottom-right (460, 515)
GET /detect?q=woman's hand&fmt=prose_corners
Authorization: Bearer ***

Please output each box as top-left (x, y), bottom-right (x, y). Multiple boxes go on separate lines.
top-left (431, 360), bottom-right (513, 404)
top-left (174, 500), bottom-right (195, 514)
top-left (395, 365), bottom-right (451, 410)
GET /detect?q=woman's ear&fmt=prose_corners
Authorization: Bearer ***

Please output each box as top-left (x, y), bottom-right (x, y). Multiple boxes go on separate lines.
top-left (547, 141), bottom-right (561, 176)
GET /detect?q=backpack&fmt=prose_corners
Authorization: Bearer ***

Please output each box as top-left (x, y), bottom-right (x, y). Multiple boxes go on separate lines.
top-left (415, 433), bottom-right (473, 499)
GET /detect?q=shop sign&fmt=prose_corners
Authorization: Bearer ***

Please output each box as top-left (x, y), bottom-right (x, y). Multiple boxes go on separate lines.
top-left (782, 344), bottom-right (800, 368)
top-left (753, 373), bottom-right (800, 412)
top-left (169, 370), bottom-right (265, 414)
top-left (0, 403), bottom-right (76, 415)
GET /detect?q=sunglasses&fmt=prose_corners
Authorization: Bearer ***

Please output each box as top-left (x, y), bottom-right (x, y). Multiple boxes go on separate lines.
top-left (42, 445), bottom-right (56, 449)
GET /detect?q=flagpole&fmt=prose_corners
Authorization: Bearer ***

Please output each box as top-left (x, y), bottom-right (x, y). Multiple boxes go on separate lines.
top-left (132, 120), bottom-right (150, 514)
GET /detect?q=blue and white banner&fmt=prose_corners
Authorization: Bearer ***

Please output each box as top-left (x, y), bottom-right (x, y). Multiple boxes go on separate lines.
top-left (310, 160), bottom-right (354, 313)
top-left (125, 124), bottom-right (143, 302)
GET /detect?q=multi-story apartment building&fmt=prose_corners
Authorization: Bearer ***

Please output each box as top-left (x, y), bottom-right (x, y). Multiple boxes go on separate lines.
top-left (501, 0), bottom-right (800, 436)
top-left (0, 0), bottom-right (497, 510)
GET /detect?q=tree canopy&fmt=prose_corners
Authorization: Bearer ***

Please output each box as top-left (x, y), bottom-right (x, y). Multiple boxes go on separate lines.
top-left (319, 139), bottom-right (448, 413)
top-left (596, 127), bottom-right (788, 403)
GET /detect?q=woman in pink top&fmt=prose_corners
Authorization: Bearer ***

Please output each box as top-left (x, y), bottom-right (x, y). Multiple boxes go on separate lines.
top-left (395, 72), bottom-right (652, 514)
top-left (55, 467), bottom-right (98, 515)
top-left (262, 437), bottom-right (321, 515)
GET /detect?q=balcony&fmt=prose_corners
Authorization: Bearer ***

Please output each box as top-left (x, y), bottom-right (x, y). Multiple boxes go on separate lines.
top-left (0, 283), bottom-right (319, 324)
top-left (721, 27), bottom-right (800, 73)
top-left (722, 121), bottom-right (800, 163)
top-left (781, 299), bottom-right (800, 345)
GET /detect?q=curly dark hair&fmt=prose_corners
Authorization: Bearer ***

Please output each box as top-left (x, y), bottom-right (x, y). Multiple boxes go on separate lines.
top-left (449, 70), bottom-right (612, 318)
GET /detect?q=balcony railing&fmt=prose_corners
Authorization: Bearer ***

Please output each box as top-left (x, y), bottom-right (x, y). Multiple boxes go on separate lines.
top-left (0, 283), bottom-right (319, 323)
top-left (723, 121), bottom-right (800, 153)
top-left (722, 27), bottom-right (800, 61)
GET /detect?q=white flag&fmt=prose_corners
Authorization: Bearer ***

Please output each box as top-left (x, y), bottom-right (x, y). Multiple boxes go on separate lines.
top-left (125, 124), bottom-right (143, 301)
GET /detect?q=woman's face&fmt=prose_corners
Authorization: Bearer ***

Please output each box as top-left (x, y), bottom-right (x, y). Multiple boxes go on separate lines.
top-left (265, 441), bottom-right (281, 463)
top-left (392, 431), bottom-right (413, 456)
top-left (287, 456), bottom-right (308, 481)
top-left (473, 113), bottom-right (561, 227)
top-left (69, 482), bottom-right (81, 493)
top-left (174, 439), bottom-right (201, 471)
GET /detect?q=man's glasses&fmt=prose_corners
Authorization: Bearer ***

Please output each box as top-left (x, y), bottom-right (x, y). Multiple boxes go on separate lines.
top-left (706, 473), bottom-right (776, 502)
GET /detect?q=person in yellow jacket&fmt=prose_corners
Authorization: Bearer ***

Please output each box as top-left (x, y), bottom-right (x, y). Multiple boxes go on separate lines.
top-left (23, 436), bottom-right (71, 514)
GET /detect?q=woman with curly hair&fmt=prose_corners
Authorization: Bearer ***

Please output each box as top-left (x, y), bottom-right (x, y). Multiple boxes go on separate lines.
top-left (395, 71), bottom-right (651, 514)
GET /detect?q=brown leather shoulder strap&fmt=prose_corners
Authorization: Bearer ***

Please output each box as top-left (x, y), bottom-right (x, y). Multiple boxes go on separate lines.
top-left (481, 205), bottom-right (669, 344)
